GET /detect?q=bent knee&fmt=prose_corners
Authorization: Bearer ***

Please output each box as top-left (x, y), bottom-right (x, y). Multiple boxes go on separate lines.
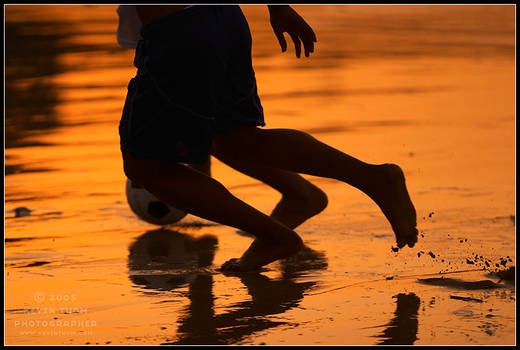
top-left (122, 150), bottom-right (159, 185)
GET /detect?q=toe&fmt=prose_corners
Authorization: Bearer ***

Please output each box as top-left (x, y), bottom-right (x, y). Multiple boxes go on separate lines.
top-left (396, 227), bottom-right (418, 249)
top-left (221, 258), bottom-right (240, 271)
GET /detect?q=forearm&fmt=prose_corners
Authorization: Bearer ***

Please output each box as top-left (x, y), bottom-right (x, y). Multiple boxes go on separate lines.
top-left (267, 5), bottom-right (291, 14)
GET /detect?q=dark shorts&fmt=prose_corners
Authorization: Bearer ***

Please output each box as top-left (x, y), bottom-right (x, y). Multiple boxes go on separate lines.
top-left (119, 5), bottom-right (265, 164)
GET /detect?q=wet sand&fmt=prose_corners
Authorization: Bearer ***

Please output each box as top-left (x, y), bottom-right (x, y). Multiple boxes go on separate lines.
top-left (4, 5), bottom-right (515, 345)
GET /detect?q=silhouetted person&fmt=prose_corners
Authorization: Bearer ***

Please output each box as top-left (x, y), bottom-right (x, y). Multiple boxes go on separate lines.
top-left (118, 5), bottom-right (418, 272)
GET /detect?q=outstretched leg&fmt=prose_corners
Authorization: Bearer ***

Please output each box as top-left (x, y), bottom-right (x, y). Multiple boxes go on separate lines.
top-left (212, 149), bottom-right (328, 230)
top-left (213, 126), bottom-right (418, 249)
top-left (188, 158), bottom-right (211, 177)
top-left (122, 150), bottom-right (303, 271)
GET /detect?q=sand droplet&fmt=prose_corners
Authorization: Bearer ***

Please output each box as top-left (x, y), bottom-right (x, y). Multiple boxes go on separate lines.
top-left (14, 207), bottom-right (32, 217)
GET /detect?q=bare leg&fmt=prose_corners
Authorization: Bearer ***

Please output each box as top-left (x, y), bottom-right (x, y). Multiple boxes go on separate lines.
top-left (212, 149), bottom-right (328, 229)
top-left (189, 155), bottom-right (326, 229)
top-left (188, 158), bottom-right (211, 176)
top-left (122, 151), bottom-right (303, 271)
top-left (213, 126), bottom-right (418, 249)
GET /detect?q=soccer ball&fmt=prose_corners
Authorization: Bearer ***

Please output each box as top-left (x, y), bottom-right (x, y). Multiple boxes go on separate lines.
top-left (125, 178), bottom-right (187, 226)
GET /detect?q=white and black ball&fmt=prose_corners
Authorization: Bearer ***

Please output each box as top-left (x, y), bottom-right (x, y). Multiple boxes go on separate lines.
top-left (125, 179), bottom-right (187, 226)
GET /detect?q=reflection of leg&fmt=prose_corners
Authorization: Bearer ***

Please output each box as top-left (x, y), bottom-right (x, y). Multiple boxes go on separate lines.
top-left (175, 274), bottom-right (218, 345)
top-left (220, 272), bottom-right (312, 320)
top-left (378, 293), bottom-right (420, 345)
top-left (212, 150), bottom-right (328, 229)
top-left (123, 151), bottom-right (302, 271)
top-left (213, 126), bottom-right (418, 248)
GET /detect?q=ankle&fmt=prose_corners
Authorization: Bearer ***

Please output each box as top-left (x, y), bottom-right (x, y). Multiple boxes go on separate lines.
top-left (344, 163), bottom-right (377, 192)
top-left (256, 229), bottom-right (303, 253)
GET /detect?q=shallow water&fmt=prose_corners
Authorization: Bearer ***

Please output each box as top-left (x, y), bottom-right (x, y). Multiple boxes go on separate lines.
top-left (4, 5), bottom-right (516, 345)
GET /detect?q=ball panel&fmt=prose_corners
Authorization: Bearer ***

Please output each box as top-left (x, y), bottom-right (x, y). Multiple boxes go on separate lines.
top-left (147, 201), bottom-right (170, 219)
top-left (125, 179), bottom-right (187, 225)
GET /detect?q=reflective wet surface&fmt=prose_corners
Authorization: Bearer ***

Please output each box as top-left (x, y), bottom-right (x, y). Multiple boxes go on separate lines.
top-left (5, 5), bottom-right (515, 345)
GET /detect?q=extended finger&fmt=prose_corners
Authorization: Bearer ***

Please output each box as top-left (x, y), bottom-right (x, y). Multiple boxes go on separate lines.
top-left (303, 38), bottom-right (314, 57)
top-left (310, 27), bottom-right (317, 42)
top-left (304, 26), bottom-right (317, 50)
top-left (275, 30), bottom-right (287, 52)
top-left (303, 22), bottom-right (317, 43)
top-left (288, 32), bottom-right (302, 58)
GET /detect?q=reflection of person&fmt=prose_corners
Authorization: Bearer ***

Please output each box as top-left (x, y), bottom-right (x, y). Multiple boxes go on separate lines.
top-left (127, 228), bottom-right (328, 344)
top-left (173, 245), bottom-right (327, 344)
top-left (118, 5), bottom-right (418, 272)
top-left (173, 272), bottom-right (317, 345)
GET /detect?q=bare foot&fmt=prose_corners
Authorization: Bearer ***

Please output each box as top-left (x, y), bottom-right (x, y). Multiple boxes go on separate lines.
top-left (363, 164), bottom-right (418, 249)
top-left (221, 234), bottom-right (304, 272)
top-left (270, 182), bottom-right (328, 229)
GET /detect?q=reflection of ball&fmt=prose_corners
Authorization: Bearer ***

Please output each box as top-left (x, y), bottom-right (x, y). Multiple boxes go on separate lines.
top-left (125, 179), bottom-right (187, 226)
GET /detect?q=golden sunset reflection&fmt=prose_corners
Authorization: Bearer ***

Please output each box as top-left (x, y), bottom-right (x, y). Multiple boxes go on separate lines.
top-left (5, 4), bottom-right (515, 345)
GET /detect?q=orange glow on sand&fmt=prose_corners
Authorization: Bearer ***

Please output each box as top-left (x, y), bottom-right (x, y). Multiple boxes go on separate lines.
top-left (5, 5), bottom-right (515, 345)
